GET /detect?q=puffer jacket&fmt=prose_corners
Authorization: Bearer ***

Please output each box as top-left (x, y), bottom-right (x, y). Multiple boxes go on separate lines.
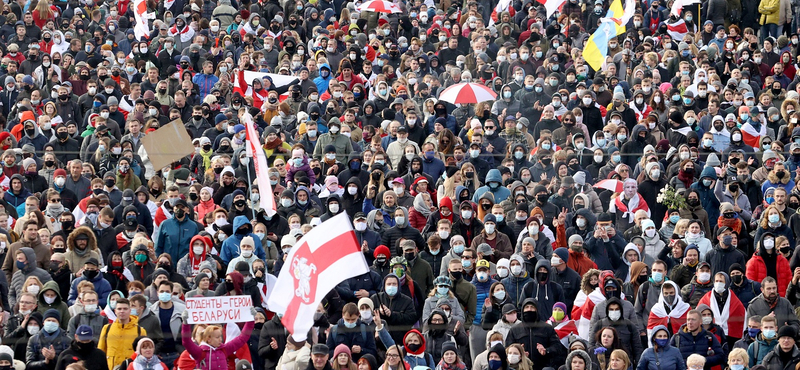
top-left (9, 247), bottom-right (52, 306)
top-left (670, 323), bottom-right (725, 367)
top-left (588, 297), bottom-right (643, 363)
top-left (98, 316), bottom-right (148, 370)
top-left (637, 325), bottom-right (686, 370)
top-left (759, 340), bottom-right (800, 370)
top-left (181, 321), bottom-right (253, 370)
top-left (380, 207), bottom-right (426, 255)
top-left (746, 234), bottom-right (792, 297)
top-left (504, 298), bottom-right (565, 370)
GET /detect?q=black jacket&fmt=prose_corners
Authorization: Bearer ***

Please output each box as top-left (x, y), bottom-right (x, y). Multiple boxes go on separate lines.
top-left (54, 340), bottom-right (110, 370)
top-left (371, 287), bottom-right (418, 343)
top-left (505, 298), bottom-right (566, 370)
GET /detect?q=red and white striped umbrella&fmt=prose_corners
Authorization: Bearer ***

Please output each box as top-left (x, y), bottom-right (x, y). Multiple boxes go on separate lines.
top-left (357, 0), bottom-right (402, 13)
top-left (438, 83), bottom-right (498, 104)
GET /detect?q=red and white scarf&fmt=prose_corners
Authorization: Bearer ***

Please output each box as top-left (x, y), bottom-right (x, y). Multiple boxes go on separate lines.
top-left (611, 193), bottom-right (650, 223)
top-left (169, 23), bottom-right (195, 43)
top-left (647, 281), bottom-right (690, 344)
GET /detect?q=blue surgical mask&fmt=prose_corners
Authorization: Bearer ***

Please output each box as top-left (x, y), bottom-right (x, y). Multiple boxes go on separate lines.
top-left (255, 232), bottom-right (266, 240)
top-left (344, 320), bottom-right (357, 329)
top-left (453, 244), bottom-right (465, 254)
top-left (654, 338), bottom-right (669, 347)
top-left (769, 214), bottom-right (780, 223)
top-left (430, 248), bottom-right (441, 255)
top-left (158, 292), bottom-right (172, 302)
top-left (748, 328), bottom-right (760, 338)
top-left (670, 215), bottom-right (680, 224)
top-left (652, 271), bottom-right (663, 282)
top-left (43, 321), bottom-right (59, 334)
top-left (763, 329), bottom-right (776, 339)
top-left (436, 287), bottom-right (449, 296)
top-left (612, 154), bottom-right (621, 163)
top-left (385, 285), bottom-right (398, 296)
top-left (494, 214), bottom-right (504, 223)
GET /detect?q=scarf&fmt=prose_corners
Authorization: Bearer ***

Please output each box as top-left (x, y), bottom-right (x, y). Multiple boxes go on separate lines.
top-left (701, 289), bottom-right (745, 337)
top-left (264, 137), bottom-right (283, 150)
top-left (611, 193), bottom-right (650, 223)
top-left (437, 360), bottom-right (466, 370)
top-left (716, 215), bottom-right (742, 234)
top-left (199, 149), bottom-right (213, 170)
top-left (677, 169), bottom-right (694, 189)
top-left (133, 353), bottom-right (162, 370)
top-left (169, 23), bottom-right (195, 43)
top-left (413, 194), bottom-right (432, 217)
top-left (647, 281), bottom-right (690, 343)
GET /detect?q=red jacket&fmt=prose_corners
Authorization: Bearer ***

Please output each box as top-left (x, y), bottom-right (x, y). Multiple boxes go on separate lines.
top-left (408, 208), bottom-right (428, 232)
top-left (746, 252), bottom-right (791, 297)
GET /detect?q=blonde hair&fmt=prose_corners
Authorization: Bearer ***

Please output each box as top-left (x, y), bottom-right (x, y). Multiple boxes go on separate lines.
top-left (609, 350), bottom-right (630, 370)
top-left (687, 354), bottom-right (706, 369)
top-left (728, 348), bottom-right (749, 365)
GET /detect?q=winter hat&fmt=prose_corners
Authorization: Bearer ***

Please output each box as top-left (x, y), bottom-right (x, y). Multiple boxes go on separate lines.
top-left (573, 171), bottom-right (586, 186)
top-left (645, 161), bottom-right (660, 174)
top-left (729, 263), bottom-right (745, 275)
top-left (568, 234), bottom-right (584, 246)
top-left (325, 176), bottom-right (338, 188)
top-left (136, 337), bottom-right (155, 354)
top-left (553, 302), bottom-right (567, 313)
top-left (497, 258), bottom-right (509, 270)
top-left (641, 219), bottom-right (656, 231)
top-left (194, 272), bottom-right (209, 286)
top-left (374, 245), bottom-right (390, 259)
top-left (21, 158), bottom-right (35, 170)
top-left (334, 344), bottom-right (351, 359)
top-left (441, 341), bottom-right (458, 355)
top-left (43, 309), bottom-right (60, 322)
top-left (241, 236), bottom-right (255, 247)
top-left (554, 247), bottom-right (569, 263)
top-left (358, 297), bottom-right (374, 310)
top-left (779, 325), bottom-right (797, 339)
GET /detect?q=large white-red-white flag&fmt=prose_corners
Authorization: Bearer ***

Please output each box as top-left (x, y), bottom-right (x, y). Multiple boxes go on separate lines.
top-left (242, 113), bottom-right (277, 217)
top-left (267, 213), bottom-right (368, 341)
top-left (132, 0), bottom-right (151, 40)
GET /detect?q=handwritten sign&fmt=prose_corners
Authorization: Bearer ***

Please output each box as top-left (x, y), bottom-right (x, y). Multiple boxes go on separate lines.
top-left (186, 295), bottom-right (254, 324)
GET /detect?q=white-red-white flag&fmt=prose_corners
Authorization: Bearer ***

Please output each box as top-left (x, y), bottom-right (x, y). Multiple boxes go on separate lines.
top-left (242, 113), bottom-right (277, 217)
top-left (666, 18), bottom-right (688, 40)
top-left (132, 0), bottom-right (151, 40)
top-left (267, 213), bottom-right (368, 341)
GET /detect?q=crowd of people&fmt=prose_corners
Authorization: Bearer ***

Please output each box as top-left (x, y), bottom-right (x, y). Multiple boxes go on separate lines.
top-left (4, 0), bottom-right (800, 370)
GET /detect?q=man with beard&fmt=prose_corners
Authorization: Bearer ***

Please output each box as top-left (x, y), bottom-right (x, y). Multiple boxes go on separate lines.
top-left (746, 277), bottom-right (799, 330)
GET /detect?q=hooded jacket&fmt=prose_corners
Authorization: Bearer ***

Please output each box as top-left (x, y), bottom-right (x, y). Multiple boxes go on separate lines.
top-left (370, 274), bottom-right (418, 344)
top-left (155, 209), bottom-right (200, 264)
top-left (589, 297), bottom-right (643, 362)
top-left (37, 280), bottom-right (71, 330)
top-left (472, 169), bottom-right (511, 204)
top-left (637, 325), bottom-right (686, 370)
top-left (380, 207), bottom-right (427, 255)
top-left (9, 247), bottom-right (52, 305)
top-left (66, 265), bottom-right (112, 307)
top-left (520, 260), bottom-right (565, 321)
top-left (746, 232), bottom-right (792, 297)
top-left (500, 254), bottom-right (534, 307)
top-left (4, 232), bottom-right (49, 281)
top-left (671, 322), bottom-right (725, 367)
top-left (505, 298), bottom-right (565, 370)
top-left (220, 216), bottom-right (266, 264)
top-left (63, 226), bottom-right (102, 275)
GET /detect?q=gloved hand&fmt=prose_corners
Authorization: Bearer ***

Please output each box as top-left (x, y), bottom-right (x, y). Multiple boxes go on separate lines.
top-left (181, 310), bottom-right (189, 322)
top-left (250, 307), bottom-right (258, 317)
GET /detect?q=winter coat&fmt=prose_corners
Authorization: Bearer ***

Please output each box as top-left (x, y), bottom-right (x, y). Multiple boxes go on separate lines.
top-left (219, 216), bottom-right (266, 264)
top-left (731, 278), bottom-right (762, 309)
top-left (9, 247), bottom-right (52, 306)
top-left (37, 280), bottom-right (70, 330)
top-left (67, 271), bottom-right (112, 306)
top-left (746, 294), bottom-right (800, 329)
top-left (371, 278), bottom-right (419, 344)
top-left (705, 245), bottom-right (747, 276)
top-left (637, 325), bottom-right (686, 370)
top-left (584, 233), bottom-right (625, 271)
top-left (155, 213), bottom-right (200, 264)
top-left (54, 339), bottom-right (110, 370)
top-left (670, 324), bottom-right (725, 367)
top-left (501, 271), bottom-right (534, 308)
top-left (26, 326), bottom-right (72, 370)
top-left (520, 260), bottom-right (565, 320)
top-left (761, 343), bottom-right (800, 370)
top-left (181, 321), bottom-right (253, 370)
top-left (380, 207), bottom-right (426, 255)
top-left (589, 297), bottom-right (643, 363)
top-left (747, 332), bottom-right (778, 366)
top-left (505, 298), bottom-right (566, 370)
top-left (324, 319), bottom-right (378, 361)
top-left (746, 250), bottom-right (791, 297)
top-left (62, 226), bottom-right (102, 274)
top-left (98, 316), bottom-right (147, 370)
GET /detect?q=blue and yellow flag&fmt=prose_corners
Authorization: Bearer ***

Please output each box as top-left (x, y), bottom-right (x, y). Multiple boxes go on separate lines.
top-left (584, 0), bottom-right (634, 71)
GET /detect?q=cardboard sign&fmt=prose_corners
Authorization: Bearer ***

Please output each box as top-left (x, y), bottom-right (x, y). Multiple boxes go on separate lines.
top-left (140, 119), bottom-right (195, 172)
top-left (186, 295), bottom-right (255, 324)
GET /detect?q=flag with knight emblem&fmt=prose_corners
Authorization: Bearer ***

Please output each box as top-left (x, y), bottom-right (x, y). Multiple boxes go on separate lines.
top-left (267, 213), bottom-right (368, 341)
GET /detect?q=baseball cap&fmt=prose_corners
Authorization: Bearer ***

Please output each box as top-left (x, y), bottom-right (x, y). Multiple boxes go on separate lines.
top-left (76, 325), bottom-right (93, 340)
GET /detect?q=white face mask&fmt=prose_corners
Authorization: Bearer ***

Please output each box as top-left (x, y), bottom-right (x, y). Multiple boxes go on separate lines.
top-left (193, 246), bottom-right (204, 255)
top-left (713, 282), bottom-right (726, 294)
top-left (241, 249), bottom-right (253, 258)
top-left (354, 222), bottom-right (367, 231)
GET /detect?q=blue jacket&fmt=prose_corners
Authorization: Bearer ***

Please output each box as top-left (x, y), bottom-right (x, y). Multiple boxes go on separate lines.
top-left (220, 215), bottom-right (266, 263)
top-left (471, 276), bottom-right (496, 325)
top-left (67, 272), bottom-right (112, 306)
top-left (155, 214), bottom-right (200, 264)
top-left (584, 233), bottom-right (625, 271)
top-left (637, 325), bottom-right (686, 370)
top-left (670, 324), bottom-right (725, 367)
top-left (325, 319), bottom-right (377, 361)
top-left (472, 169), bottom-right (511, 204)
top-left (5, 175), bottom-right (31, 217)
top-left (19, 133), bottom-right (49, 152)
top-left (192, 73), bottom-right (220, 99)
top-left (343, 270), bottom-right (382, 301)
top-left (731, 278), bottom-right (761, 309)
top-left (747, 333), bottom-right (778, 367)
top-left (501, 272), bottom-right (533, 308)
top-left (313, 63), bottom-right (333, 95)
top-left (690, 166), bottom-right (721, 228)
top-left (422, 156), bottom-right (446, 183)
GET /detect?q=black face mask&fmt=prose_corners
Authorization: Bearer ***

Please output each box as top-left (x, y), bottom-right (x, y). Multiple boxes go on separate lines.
top-left (83, 269), bottom-right (98, 280)
top-left (49, 261), bottom-right (61, 271)
top-left (536, 271), bottom-right (548, 282)
top-left (731, 274), bottom-right (743, 285)
top-left (537, 194), bottom-right (548, 204)
top-left (637, 275), bottom-right (648, 284)
top-left (225, 281), bottom-right (235, 291)
top-left (688, 198), bottom-right (700, 206)
top-left (234, 199), bottom-right (246, 208)
top-left (404, 252), bottom-right (415, 261)
top-left (57, 131), bottom-right (69, 140)
top-left (522, 311), bottom-right (539, 323)
top-left (407, 343), bottom-right (422, 352)
top-left (61, 219), bottom-right (74, 231)
top-left (174, 209), bottom-right (186, 219)
top-left (450, 271), bottom-right (462, 280)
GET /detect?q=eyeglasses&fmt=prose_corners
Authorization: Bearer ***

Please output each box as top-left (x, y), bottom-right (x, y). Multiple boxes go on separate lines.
top-left (276, 163), bottom-right (285, 167)
top-left (386, 354), bottom-right (400, 359)
top-left (50, 198), bottom-right (61, 203)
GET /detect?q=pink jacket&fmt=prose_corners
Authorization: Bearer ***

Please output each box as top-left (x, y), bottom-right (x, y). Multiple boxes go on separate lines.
top-left (181, 321), bottom-right (254, 370)
top-left (287, 156), bottom-right (316, 185)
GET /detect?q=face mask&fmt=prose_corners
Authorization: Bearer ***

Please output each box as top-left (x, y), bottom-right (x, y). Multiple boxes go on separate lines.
top-left (764, 329), bottom-right (776, 339)
top-left (28, 326), bottom-right (40, 335)
top-left (158, 292), bottom-right (172, 302)
top-left (764, 238), bottom-right (775, 249)
top-left (395, 216), bottom-right (405, 225)
top-left (461, 210), bottom-right (472, 219)
top-left (385, 285), bottom-right (398, 296)
top-left (453, 244), bottom-right (465, 255)
top-left (714, 281), bottom-right (726, 294)
top-left (608, 309), bottom-right (621, 321)
top-left (769, 214), bottom-right (780, 224)
top-left (241, 249), bottom-right (253, 258)
top-left (698, 272), bottom-right (711, 283)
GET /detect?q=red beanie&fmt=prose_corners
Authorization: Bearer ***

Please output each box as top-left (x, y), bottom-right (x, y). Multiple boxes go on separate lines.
top-left (374, 245), bottom-right (390, 259)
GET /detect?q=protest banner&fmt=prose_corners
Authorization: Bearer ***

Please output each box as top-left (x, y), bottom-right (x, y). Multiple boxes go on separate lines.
top-left (186, 295), bottom-right (255, 324)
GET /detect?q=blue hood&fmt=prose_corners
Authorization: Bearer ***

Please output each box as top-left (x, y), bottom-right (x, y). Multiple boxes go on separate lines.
top-left (650, 324), bottom-right (672, 348)
top-left (700, 166), bottom-right (716, 180)
top-left (232, 215), bottom-right (251, 233)
top-left (484, 169), bottom-right (502, 184)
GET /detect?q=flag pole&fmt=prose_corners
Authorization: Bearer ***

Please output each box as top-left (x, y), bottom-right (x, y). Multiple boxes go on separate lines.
top-left (245, 136), bottom-right (257, 220)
